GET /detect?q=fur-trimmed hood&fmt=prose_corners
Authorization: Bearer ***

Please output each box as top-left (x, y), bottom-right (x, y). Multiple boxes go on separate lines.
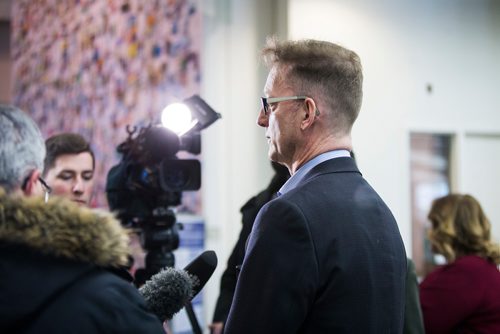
top-left (0, 188), bottom-right (130, 268)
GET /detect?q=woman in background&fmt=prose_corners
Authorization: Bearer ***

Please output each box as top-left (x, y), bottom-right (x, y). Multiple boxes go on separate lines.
top-left (420, 194), bottom-right (500, 333)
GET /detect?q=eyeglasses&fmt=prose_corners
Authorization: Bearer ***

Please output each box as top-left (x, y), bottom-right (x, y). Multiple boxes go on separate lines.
top-left (38, 177), bottom-right (52, 203)
top-left (21, 174), bottom-right (52, 203)
top-left (260, 95), bottom-right (308, 116)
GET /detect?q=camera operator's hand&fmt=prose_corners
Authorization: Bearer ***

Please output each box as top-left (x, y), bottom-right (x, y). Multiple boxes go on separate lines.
top-left (163, 320), bottom-right (172, 334)
top-left (208, 321), bottom-right (224, 334)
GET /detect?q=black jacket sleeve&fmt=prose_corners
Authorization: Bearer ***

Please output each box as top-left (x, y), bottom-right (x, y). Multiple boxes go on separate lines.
top-left (212, 189), bottom-right (275, 323)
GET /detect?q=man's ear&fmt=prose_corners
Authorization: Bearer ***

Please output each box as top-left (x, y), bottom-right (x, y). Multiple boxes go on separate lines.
top-left (300, 98), bottom-right (319, 130)
top-left (23, 170), bottom-right (42, 197)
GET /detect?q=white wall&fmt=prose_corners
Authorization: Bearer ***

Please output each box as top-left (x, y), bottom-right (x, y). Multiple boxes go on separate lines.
top-left (287, 0), bottom-right (500, 253)
top-left (201, 0), bottom-right (500, 328)
top-left (200, 0), bottom-right (287, 328)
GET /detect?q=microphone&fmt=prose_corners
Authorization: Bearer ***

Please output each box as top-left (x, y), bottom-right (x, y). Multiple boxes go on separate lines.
top-left (183, 250), bottom-right (218, 299)
top-left (138, 250), bottom-right (217, 323)
top-left (139, 267), bottom-right (193, 322)
top-left (182, 250), bottom-right (218, 334)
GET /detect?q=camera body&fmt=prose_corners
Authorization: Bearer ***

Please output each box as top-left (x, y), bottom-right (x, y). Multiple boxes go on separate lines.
top-left (106, 124), bottom-right (202, 279)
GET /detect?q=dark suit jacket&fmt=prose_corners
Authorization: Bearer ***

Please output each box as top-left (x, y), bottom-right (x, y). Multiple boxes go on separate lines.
top-left (225, 157), bottom-right (406, 333)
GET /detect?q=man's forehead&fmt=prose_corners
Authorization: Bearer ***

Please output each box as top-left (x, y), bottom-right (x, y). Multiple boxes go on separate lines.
top-left (264, 65), bottom-right (294, 95)
top-left (264, 66), bottom-right (283, 94)
top-left (51, 152), bottom-right (94, 171)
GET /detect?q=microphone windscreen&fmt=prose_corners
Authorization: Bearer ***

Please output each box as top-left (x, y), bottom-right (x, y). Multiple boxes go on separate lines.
top-left (139, 267), bottom-right (193, 322)
top-left (183, 250), bottom-right (218, 299)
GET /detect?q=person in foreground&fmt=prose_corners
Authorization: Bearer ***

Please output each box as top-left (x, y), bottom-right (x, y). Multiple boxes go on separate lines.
top-left (420, 194), bottom-right (500, 334)
top-left (43, 132), bottom-right (95, 207)
top-left (224, 38), bottom-right (407, 333)
top-left (0, 104), bottom-right (164, 333)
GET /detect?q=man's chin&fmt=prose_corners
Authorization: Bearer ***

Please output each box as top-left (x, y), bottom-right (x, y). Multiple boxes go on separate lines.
top-left (268, 150), bottom-right (280, 163)
top-left (268, 148), bottom-right (276, 159)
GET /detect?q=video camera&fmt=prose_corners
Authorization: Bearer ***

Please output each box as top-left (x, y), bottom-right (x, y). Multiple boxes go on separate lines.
top-left (105, 95), bottom-right (221, 282)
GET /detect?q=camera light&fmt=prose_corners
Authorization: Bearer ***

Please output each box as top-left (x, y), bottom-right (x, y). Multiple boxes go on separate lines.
top-left (161, 102), bottom-right (198, 136)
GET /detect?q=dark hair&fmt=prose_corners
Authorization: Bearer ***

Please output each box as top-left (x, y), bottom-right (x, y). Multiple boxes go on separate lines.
top-left (43, 133), bottom-right (95, 176)
top-left (269, 161), bottom-right (290, 193)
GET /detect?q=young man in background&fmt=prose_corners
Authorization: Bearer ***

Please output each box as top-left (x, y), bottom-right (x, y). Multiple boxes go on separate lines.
top-left (43, 132), bottom-right (95, 206)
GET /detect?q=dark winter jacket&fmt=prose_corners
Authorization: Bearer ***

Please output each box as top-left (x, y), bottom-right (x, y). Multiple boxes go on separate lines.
top-left (212, 167), bottom-right (289, 324)
top-left (0, 189), bottom-right (164, 333)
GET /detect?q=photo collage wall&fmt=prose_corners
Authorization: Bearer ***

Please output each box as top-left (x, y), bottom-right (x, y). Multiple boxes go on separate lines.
top-left (11, 0), bottom-right (202, 212)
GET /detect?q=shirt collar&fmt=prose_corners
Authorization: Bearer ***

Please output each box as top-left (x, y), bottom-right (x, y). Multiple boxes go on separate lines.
top-left (278, 149), bottom-right (351, 195)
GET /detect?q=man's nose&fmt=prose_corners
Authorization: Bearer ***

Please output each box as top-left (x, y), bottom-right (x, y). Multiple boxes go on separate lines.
top-left (72, 178), bottom-right (85, 195)
top-left (257, 108), bottom-right (268, 127)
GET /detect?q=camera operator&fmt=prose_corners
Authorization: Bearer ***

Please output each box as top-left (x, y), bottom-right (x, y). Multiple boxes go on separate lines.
top-left (0, 104), bottom-right (164, 333)
top-left (106, 125), bottom-right (196, 285)
top-left (209, 162), bottom-right (290, 334)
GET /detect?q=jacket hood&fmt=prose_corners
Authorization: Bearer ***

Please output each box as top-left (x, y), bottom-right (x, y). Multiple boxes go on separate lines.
top-left (0, 188), bottom-right (130, 267)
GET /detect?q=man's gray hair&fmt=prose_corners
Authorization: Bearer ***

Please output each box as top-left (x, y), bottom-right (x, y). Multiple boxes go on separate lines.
top-left (0, 104), bottom-right (45, 192)
top-left (261, 37), bottom-right (363, 136)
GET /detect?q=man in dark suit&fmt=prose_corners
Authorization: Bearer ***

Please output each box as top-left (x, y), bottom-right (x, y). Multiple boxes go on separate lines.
top-left (224, 38), bottom-right (407, 333)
